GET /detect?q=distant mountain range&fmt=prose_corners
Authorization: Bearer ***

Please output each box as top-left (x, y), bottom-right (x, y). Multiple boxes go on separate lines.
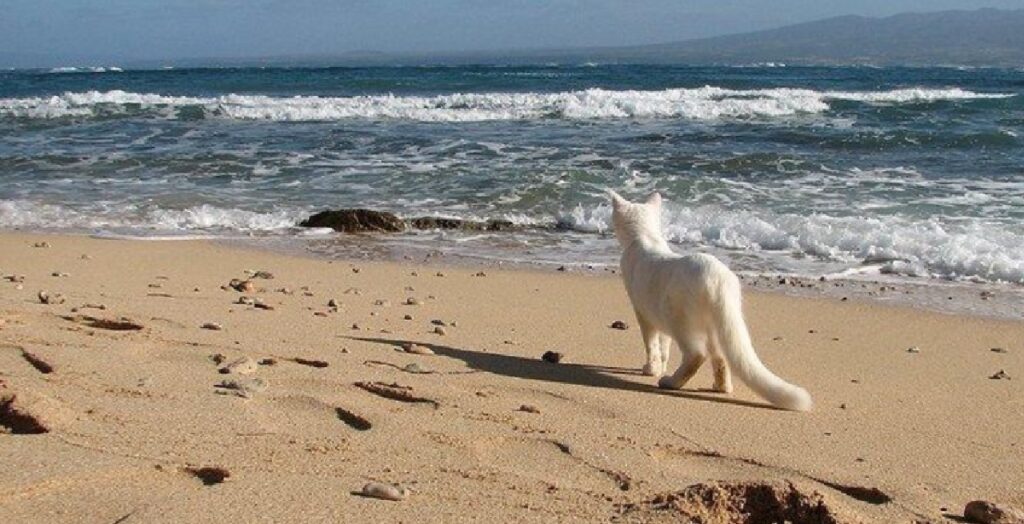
top-left (6, 8), bottom-right (1024, 69)
top-left (589, 8), bottom-right (1024, 66)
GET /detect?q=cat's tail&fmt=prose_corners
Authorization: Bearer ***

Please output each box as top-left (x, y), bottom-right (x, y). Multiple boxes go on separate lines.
top-left (712, 275), bottom-right (813, 412)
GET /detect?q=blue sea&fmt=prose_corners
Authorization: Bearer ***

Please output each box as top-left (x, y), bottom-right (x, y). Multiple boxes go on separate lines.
top-left (1, 64), bottom-right (1022, 289)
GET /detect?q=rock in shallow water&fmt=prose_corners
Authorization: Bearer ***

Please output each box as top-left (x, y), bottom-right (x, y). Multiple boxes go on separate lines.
top-left (300, 209), bottom-right (405, 233)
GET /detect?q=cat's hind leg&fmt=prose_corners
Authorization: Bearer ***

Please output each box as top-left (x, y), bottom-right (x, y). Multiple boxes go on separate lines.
top-left (636, 312), bottom-right (664, 377)
top-left (708, 331), bottom-right (733, 393)
top-left (657, 333), bottom-right (707, 390)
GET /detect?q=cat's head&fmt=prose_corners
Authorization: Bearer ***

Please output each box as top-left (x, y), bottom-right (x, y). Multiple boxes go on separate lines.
top-left (608, 190), bottom-right (663, 246)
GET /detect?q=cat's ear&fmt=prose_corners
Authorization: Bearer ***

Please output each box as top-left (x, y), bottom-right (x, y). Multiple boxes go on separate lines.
top-left (645, 192), bottom-right (663, 207)
top-left (607, 190), bottom-right (628, 210)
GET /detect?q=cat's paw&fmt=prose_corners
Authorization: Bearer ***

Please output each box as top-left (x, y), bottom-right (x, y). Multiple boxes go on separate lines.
top-left (642, 363), bottom-right (662, 377)
top-left (657, 376), bottom-right (680, 390)
top-left (711, 383), bottom-right (734, 394)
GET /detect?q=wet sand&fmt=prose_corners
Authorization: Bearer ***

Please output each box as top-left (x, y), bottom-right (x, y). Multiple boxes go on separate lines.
top-left (1, 232), bottom-right (1021, 523)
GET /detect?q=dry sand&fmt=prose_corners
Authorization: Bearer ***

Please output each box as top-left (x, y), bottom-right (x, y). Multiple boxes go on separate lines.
top-left (1, 232), bottom-right (1021, 523)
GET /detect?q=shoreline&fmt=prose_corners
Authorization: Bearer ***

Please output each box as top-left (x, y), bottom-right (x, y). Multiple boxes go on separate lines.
top-left (1, 231), bottom-right (1022, 522)
top-left (5, 227), bottom-right (1022, 321)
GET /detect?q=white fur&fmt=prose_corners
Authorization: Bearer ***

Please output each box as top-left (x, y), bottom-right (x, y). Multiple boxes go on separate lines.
top-left (609, 190), bottom-right (813, 412)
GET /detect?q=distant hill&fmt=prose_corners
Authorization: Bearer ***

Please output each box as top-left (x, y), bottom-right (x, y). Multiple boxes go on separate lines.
top-left (593, 8), bottom-right (1024, 66)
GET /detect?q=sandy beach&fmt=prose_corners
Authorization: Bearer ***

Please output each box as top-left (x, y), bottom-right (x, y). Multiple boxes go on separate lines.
top-left (1, 232), bottom-right (1021, 523)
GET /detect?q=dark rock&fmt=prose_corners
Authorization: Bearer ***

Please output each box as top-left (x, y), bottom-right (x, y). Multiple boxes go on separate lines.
top-left (300, 209), bottom-right (405, 233)
top-left (541, 351), bottom-right (563, 364)
top-left (964, 500), bottom-right (1024, 524)
top-left (610, 320), bottom-right (629, 330)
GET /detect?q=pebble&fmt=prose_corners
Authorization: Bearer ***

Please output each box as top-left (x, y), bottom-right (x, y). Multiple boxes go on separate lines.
top-left (374, 299), bottom-right (391, 307)
top-left (328, 299), bottom-right (339, 308)
top-left (433, 326), bottom-right (447, 336)
top-left (405, 297), bottom-right (421, 306)
top-left (33, 242), bottom-right (50, 248)
top-left (216, 378), bottom-right (267, 398)
top-left (610, 320), bottom-right (628, 330)
top-left (430, 319), bottom-right (447, 326)
top-left (344, 287), bottom-right (362, 295)
top-left (4, 275), bottom-right (25, 283)
top-left (252, 271), bottom-right (274, 280)
top-left (360, 482), bottom-right (407, 501)
top-left (403, 363), bottom-right (429, 374)
top-left (541, 351), bottom-right (563, 364)
top-left (37, 291), bottom-right (65, 305)
top-left (403, 314), bottom-right (414, 321)
top-left (218, 357), bottom-right (258, 375)
top-left (964, 500), bottom-right (1024, 524)
top-left (474, 271), bottom-right (487, 277)
top-left (229, 279), bottom-right (255, 293)
top-left (237, 296), bottom-right (256, 306)
top-left (403, 343), bottom-right (435, 355)
top-left (51, 272), bottom-right (69, 277)
top-left (253, 302), bottom-right (274, 311)
top-left (351, 323), bottom-right (361, 330)
top-left (519, 404), bottom-right (540, 414)
top-left (991, 347), bottom-right (1007, 354)
top-left (989, 370), bottom-right (1010, 380)
top-left (314, 312), bottom-right (328, 317)
top-left (906, 346), bottom-right (921, 353)
top-left (201, 322), bottom-right (223, 331)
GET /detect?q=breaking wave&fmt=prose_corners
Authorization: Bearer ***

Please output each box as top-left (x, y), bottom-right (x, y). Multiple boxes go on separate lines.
top-left (0, 86), bottom-right (1013, 122)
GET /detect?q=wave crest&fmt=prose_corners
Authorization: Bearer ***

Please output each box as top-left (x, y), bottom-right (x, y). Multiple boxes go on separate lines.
top-left (0, 86), bottom-right (1012, 122)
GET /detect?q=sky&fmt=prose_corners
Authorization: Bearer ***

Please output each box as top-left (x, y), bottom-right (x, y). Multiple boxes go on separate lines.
top-left (1, 0), bottom-right (1022, 66)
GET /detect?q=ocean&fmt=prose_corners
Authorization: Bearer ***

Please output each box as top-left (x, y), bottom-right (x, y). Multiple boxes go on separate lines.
top-left (1, 64), bottom-right (1022, 296)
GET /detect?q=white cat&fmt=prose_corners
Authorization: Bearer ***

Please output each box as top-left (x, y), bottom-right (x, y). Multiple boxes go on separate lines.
top-left (609, 191), bottom-right (813, 412)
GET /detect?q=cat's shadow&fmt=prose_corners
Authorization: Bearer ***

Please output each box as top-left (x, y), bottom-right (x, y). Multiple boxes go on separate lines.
top-left (345, 336), bottom-right (778, 411)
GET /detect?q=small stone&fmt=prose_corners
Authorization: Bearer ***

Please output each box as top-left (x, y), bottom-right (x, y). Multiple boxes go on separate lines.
top-left (541, 351), bottom-right (563, 364)
top-left (344, 287), bottom-right (362, 295)
top-left (314, 311), bottom-right (328, 317)
top-left (989, 370), bottom-right (1010, 380)
top-left (229, 279), bottom-right (255, 293)
top-left (215, 377), bottom-right (267, 398)
top-left (403, 314), bottom-right (413, 320)
top-left (201, 322), bottom-right (223, 331)
top-left (519, 404), bottom-right (540, 414)
top-left (218, 357), bottom-right (258, 375)
top-left (37, 291), bottom-right (65, 305)
top-left (991, 347), bottom-right (1007, 354)
top-left (252, 271), bottom-right (274, 279)
top-left (964, 500), bottom-right (1024, 524)
top-left (450, 321), bottom-right (458, 328)
top-left (258, 358), bottom-right (278, 366)
top-left (433, 326), bottom-right (447, 336)
top-left (906, 346), bottom-right (920, 353)
top-left (51, 272), bottom-right (69, 277)
top-left (351, 323), bottom-right (361, 330)
top-left (403, 343), bottom-right (435, 355)
top-left (360, 482), bottom-right (407, 501)
top-left (237, 296), bottom-right (256, 306)
top-left (474, 271), bottom-right (486, 277)
top-left (33, 242), bottom-right (50, 248)
top-left (403, 363), bottom-right (429, 374)
top-left (253, 302), bottom-right (274, 311)
top-left (772, 336), bottom-right (784, 341)
top-left (435, 272), bottom-right (445, 277)
top-left (405, 297), bottom-right (420, 306)
top-left (374, 299), bottom-right (391, 307)
top-left (610, 320), bottom-right (628, 330)
top-left (556, 266), bottom-right (566, 272)
top-left (328, 298), bottom-right (339, 308)
top-left (430, 319), bottom-right (447, 326)
top-left (351, 267), bottom-right (360, 274)
top-left (5, 275), bottom-right (25, 283)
